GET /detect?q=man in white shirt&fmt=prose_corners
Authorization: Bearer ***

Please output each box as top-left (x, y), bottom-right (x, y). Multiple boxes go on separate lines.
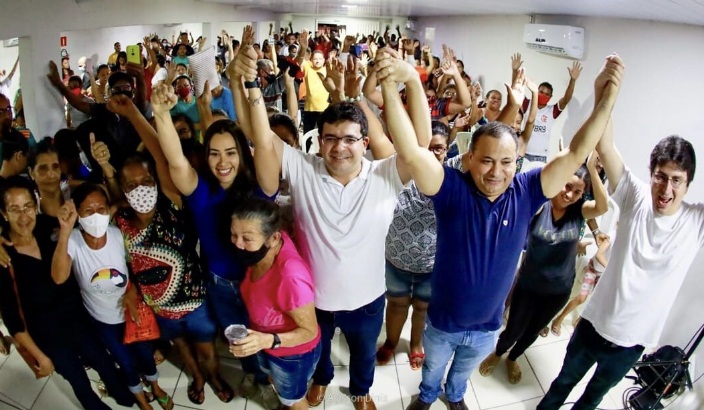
top-left (538, 120), bottom-right (704, 409)
top-left (231, 38), bottom-right (420, 410)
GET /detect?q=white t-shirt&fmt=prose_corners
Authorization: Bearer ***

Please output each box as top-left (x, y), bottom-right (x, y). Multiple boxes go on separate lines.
top-left (582, 169), bottom-right (704, 348)
top-left (282, 143), bottom-right (405, 311)
top-left (524, 102), bottom-right (563, 158)
top-left (68, 226), bottom-right (130, 325)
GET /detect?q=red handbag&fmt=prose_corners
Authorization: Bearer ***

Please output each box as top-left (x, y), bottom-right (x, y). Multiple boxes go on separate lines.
top-left (123, 285), bottom-right (160, 344)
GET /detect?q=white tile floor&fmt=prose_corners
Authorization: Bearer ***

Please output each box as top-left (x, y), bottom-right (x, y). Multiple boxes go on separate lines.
top-left (0, 317), bottom-right (699, 409)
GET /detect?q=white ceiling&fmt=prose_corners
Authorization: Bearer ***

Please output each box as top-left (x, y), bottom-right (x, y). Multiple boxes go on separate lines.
top-left (202, 0), bottom-right (704, 26)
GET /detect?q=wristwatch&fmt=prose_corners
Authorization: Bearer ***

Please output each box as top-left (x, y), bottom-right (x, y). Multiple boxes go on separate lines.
top-left (244, 78), bottom-right (261, 89)
top-left (271, 333), bottom-right (281, 349)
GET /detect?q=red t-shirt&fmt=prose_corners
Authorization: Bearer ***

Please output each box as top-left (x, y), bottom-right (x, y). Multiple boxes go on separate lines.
top-left (240, 232), bottom-right (320, 357)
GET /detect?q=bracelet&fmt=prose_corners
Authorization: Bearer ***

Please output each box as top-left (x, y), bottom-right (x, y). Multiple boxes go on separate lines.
top-left (244, 79), bottom-right (261, 89)
top-left (248, 94), bottom-right (263, 106)
top-left (592, 228), bottom-right (601, 236)
top-left (346, 95), bottom-right (362, 103)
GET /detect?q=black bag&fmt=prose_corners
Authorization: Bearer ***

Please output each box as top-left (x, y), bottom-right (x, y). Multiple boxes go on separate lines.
top-left (634, 345), bottom-right (686, 399)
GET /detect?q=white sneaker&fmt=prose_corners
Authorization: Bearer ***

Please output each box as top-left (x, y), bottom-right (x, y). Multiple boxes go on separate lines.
top-left (239, 373), bottom-right (258, 399)
top-left (260, 384), bottom-right (281, 410)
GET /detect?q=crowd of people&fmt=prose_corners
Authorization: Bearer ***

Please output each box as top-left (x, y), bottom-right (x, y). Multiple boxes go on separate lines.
top-left (0, 21), bottom-right (701, 410)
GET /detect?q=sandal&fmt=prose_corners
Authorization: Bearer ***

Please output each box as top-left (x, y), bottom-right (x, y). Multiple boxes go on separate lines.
top-left (409, 351), bottom-right (425, 370)
top-left (0, 336), bottom-right (11, 356)
top-left (506, 360), bottom-right (522, 384)
top-left (156, 393), bottom-right (174, 410)
top-left (550, 321), bottom-right (562, 337)
top-left (479, 353), bottom-right (501, 376)
top-left (539, 327), bottom-right (549, 337)
top-left (208, 378), bottom-right (234, 403)
top-left (187, 381), bottom-right (205, 405)
top-left (375, 342), bottom-right (395, 365)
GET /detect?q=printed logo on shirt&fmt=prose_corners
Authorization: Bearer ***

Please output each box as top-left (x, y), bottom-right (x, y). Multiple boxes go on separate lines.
top-left (534, 125), bottom-right (547, 133)
top-left (90, 267), bottom-right (128, 294)
top-left (540, 114), bottom-right (548, 123)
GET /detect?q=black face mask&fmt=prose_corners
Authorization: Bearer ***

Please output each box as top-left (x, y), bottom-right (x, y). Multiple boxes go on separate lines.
top-left (232, 243), bottom-right (269, 266)
top-left (266, 74), bottom-right (277, 83)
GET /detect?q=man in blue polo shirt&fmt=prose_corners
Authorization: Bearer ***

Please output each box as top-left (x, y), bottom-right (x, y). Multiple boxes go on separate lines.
top-left (374, 49), bottom-right (625, 410)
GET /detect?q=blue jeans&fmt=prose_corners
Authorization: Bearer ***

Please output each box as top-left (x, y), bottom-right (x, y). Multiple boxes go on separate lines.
top-left (207, 273), bottom-right (268, 384)
top-left (156, 302), bottom-right (217, 343)
top-left (312, 294), bottom-right (385, 396)
top-left (93, 320), bottom-right (158, 394)
top-left (259, 342), bottom-right (322, 406)
top-left (537, 320), bottom-right (645, 410)
top-left (419, 319), bottom-right (497, 403)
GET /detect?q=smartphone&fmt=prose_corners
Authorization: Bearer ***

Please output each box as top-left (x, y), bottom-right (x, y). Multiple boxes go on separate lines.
top-left (126, 45), bottom-right (141, 64)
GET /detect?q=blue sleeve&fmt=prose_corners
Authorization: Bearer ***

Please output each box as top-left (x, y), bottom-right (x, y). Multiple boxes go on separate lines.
top-left (516, 167), bottom-right (549, 216)
top-left (430, 166), bottom-right (467, 213)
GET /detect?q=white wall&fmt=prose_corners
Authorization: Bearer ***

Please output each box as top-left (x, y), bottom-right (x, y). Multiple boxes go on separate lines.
top-left (417, 13), bottom-right (704, 404)
top-left (0, 41), bottom-right (20, 105)
top-left (0, 0), bottom-right (273, 140)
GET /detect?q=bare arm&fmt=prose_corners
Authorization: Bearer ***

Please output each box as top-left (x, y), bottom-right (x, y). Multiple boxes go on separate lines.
top-left (234, 43), bottom-right (282, 197)
top-left (13, 332), bottom-right (54, 377)
top-left (47, 61), bottom-right (92, 114)
top-left (283, 69), bottom-right (299, 127)
top-left (581, 152), bottom-right (609, 219)
top-left (595, 117), bottom-right (624, 192)
top-left (151, 84), bottom-right (199, 196)
top-left (6, 56), bottom-right (19, 81)
top-left (519, 77), bottom-right (539, 156)
top-left (52, 201), bottom-right (77, 284)
top-left (295, 30), bottom-right (309, 66)
top-left (558, 61), bottom-right (582, 109)
top-left (541, 55), bottom-right (624, 198)
top-left (376, 49), bottom-right (440, 192)
top-left (362, 71), bottom-right (384, 108)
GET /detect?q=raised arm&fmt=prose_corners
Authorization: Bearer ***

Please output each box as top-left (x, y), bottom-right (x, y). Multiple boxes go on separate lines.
top-left (47, 61), bottom-right (92, 115)
top-left (519, 77), bottom-right (539, 156)
top-left (283, 68), bottom-right (299, 127)
top-left (5, 56), bottom-right (19, 81)
top-left (107, 94), bottom-right (182, 206)
top-left (233, 42), bottom-right (283, 196)
top-left (228, 26), bottom-right (255, 139)
top-left (88, 133), bottom-right (121, 201)
top-left (581, 152), bottom-right (609, 219)
top-left (558, 61), bottom-right (582, 109)
top-left (541, 55), bottom-right (624, 198)
top-left (52, 200), bottom-right (77, 284)
top-left (295, 30), bottom-right (309, 66)
top-left (375, 48), bottom-right (439, 192)
top-left (151, 83), bottom-right (199, 196)
top-left (362, 70), bottom-right (384, 108)
top-left (496, 68), bottom-right (525, 126)
top-left (595, 117), bottom-right (624, 191)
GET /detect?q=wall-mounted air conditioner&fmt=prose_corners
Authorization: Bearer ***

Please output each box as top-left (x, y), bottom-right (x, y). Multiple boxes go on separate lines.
top-left (524, 24), bottom-right (584, 60)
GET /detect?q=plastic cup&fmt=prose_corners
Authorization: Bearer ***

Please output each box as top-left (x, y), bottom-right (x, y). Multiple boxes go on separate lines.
top-left (224, 324), bottom-right (248, 344)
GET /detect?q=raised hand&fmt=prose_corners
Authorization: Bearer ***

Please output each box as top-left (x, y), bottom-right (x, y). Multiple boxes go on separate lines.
top-left (586, 150), bottom-right (599, 171)
top-left (230, 45), bottom-right (258, 82)
top-left (504, 67), bottom-right (526, 106)
top-left (151, 83), bottom-right (178, 116)
top-left (47, 61), bottom-right (62, 86)
top-left (107, 94), bottom-right (137, 117)
top-left (241, 25), bottom-right (255, 47)
top-left (197, 80), bottom-right (212, 108)
top-left (511, 52), bottom-right (523, 72)
top-left (526, 77), bottom-right (538, 94)
top-left (368, 41), bottom-right (378, 58)
top-left (471, 82), bottom-right (482, 100)
top-left (298, 29), bottom-right (309, 48)
top-left (441, 60), bottom-right (460, 77)
top-left (89, 133), bottom-right (111, 168)
top-left (374, 47), bottom-right (417, 85)
top-left (568, 61), bottom-right (583, 80)
top-left (453, 110), bottom-right (472, 129)
top-left (359, 52), bottom-right (370, 68)
top-left (345, 55), bottom-right (363, 98)
top-left (57, 200), bottom-right (78, 232)
top-left (594, 54), bottom-right (625, 104)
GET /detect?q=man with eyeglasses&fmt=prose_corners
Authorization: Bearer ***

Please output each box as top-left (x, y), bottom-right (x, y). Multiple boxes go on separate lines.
top-left (232, 40), bottom-right (421, 410)
top-left (538, 126), bottom-right (704, 409)
top-left (47, 60), bottom-right (147, 172)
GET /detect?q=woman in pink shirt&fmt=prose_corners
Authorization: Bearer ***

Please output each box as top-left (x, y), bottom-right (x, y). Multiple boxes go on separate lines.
top-left (228, 198), bottom-right (321, 410)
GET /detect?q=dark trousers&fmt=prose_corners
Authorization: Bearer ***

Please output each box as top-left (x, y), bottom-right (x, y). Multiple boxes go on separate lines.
top-left (46, 330), bottom-right (134, 409)
top-left (312, 295), bottom-right (385, 396)
top-left (496, 285), bottom-right (570, 361)
top-left (537, 319), bottom-right (645, 410)
top-left (303, 111), bottom-right (322, 135)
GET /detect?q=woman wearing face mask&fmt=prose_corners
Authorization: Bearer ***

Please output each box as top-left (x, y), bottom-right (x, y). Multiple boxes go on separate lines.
top-left (151, 83), bottom-right (278, 407)
top-left (169, 75), bottom-right (199, 126)
top-left (229, 198), bottom-right (321, 410)
top-left (479, 153), bottom-right (608, 385)
top-left (52, 183), bottom-right (174, 410)
top-left (0, 176), bottom-right (135, 410)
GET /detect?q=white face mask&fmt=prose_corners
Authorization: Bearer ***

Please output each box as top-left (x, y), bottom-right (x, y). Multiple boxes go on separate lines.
top-left (78, 213), bottom-right (110, 238)
top-left (124, 185), bottom-right (158, 214)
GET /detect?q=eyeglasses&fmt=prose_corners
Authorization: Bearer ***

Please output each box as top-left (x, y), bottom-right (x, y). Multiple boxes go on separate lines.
top-left (652, 173), bottom-right (686, 188)
top-left (6, 203), bottom-right (37, 215)
top-left (110, 84), bottom-right (133, 94)
top-left (321, 135), bottom-right (364, 146)
top-left (429, 146), bottom-right (448, 155)
top-left (176, 127), bottom-right (191, 137)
